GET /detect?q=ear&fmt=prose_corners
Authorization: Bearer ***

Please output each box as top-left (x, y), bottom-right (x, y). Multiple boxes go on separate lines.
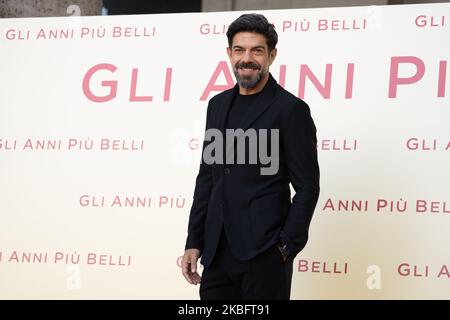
top-left (269, 48), bottom-right (277, 66)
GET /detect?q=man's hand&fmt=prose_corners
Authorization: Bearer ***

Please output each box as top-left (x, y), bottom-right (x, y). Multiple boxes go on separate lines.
top-left (181, 248), bottom-right (202, 285)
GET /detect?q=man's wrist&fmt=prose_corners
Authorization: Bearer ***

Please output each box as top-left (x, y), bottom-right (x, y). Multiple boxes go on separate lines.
top-left (278, 240), bottom-right (291, 259)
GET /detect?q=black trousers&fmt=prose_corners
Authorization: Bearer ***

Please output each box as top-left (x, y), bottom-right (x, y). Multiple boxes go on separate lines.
top-left (199, 228), bottom-right (293, 300)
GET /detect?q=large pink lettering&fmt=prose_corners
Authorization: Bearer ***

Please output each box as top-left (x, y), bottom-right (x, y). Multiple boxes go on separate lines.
top-left (200, 61), bottom-right (234, 101)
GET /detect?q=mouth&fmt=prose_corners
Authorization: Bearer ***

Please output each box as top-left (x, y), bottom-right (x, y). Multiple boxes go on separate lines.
top-left (236, 62), bottom-right (261, 72)
top-left (238, 67), bottom-right (258, 74)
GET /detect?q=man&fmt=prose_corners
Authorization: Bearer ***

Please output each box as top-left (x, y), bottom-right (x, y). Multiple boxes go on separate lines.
top-left (181, 13), bottom-right (320, 300)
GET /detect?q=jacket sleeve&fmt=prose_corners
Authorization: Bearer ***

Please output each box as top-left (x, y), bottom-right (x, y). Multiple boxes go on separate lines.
top-left (280, 100), bottom-right (320, 257)
top-left (184, 100), bottom-right (214, 253)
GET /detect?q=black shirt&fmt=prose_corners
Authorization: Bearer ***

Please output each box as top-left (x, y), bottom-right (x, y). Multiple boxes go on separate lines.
top-left (225, 92), bottom-right (261, 130)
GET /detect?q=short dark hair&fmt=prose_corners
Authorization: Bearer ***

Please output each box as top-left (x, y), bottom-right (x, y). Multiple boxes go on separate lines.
top-left (226, 13), bottom-right (278, 52)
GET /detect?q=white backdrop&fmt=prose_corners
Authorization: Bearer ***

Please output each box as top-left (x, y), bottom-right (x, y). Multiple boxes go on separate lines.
top-left (0, 3), bottom-right (449, 299)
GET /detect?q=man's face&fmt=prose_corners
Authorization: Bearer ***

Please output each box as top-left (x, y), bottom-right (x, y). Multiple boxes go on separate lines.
top-left (227, 32), bottom-right (277, 89)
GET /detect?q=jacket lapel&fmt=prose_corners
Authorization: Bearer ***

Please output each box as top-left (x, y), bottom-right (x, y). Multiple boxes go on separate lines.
top-left (217, 84), bottom-right (238, 136)
top-left (235, 73), bottom-right (278, 132)
top-left (224, 73), bottom-right (278, 157)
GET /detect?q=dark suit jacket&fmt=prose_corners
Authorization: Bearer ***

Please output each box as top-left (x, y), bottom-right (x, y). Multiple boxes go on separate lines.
top-left (185, 73), bottom-right (320, 268)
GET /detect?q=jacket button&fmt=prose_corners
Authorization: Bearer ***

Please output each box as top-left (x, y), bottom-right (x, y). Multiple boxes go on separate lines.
top-left (224, 167), bottom-right (230, 175)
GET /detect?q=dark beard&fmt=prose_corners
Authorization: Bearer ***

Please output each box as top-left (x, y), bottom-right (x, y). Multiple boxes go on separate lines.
top-left (233, 61), bottom-right (265, 89)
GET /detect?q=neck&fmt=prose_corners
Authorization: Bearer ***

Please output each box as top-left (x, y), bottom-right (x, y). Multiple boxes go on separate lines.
top-left (239, 73), bottom-right (270, 95)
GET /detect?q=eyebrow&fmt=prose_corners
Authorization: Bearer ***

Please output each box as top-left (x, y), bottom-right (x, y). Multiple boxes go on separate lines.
top-left (232, 45), bottom-right (266, 50)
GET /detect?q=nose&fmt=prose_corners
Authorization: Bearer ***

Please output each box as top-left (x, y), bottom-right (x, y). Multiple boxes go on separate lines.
top-left (242, 49), bottom-right (253, 62)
